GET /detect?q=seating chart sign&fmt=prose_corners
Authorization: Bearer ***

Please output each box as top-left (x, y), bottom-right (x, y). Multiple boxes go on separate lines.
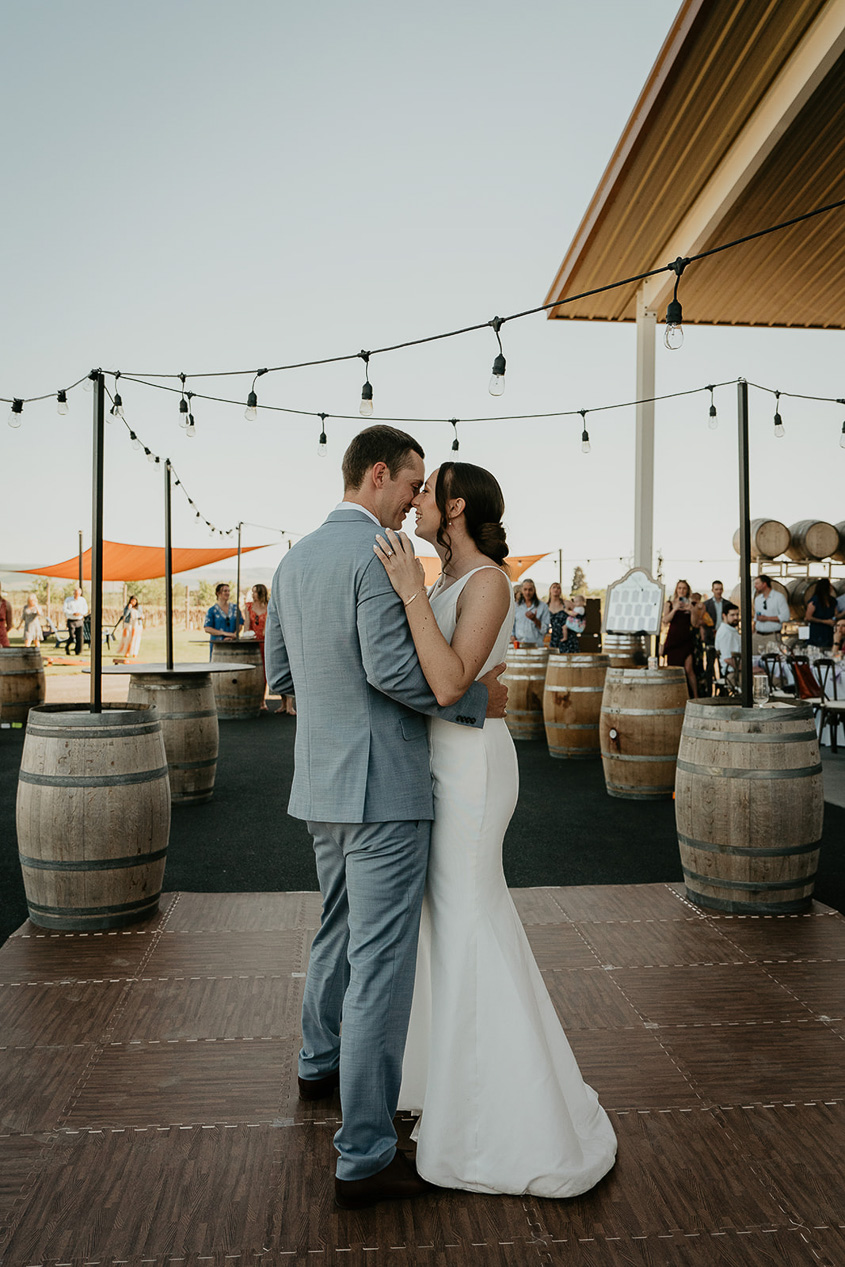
top-left (602, 568), bottom-right (664, 635)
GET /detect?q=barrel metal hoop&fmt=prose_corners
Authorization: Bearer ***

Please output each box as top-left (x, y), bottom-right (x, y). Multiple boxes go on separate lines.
top-left (26, 893), bottom-right (162, 917)
top-left (601, 706), bottom-right (687, 716)
top-left (682, 865), bottom-right (817, 893)
top-left (546, 723), bottom-right (599, 731)
top-left (19, 847), bottom-right (169, 872)
top-left (169, 756), bottom-right (218, 770)
top-left (605, 783), bottom-right (675, 797)
top-left (601, 752), bottom-right (677, 762)
top-left (684, 889), bottom-right (813, 915)
top-left (681, 727), bottom-right (815, 744)
top-left (677, 831), bottom-right (821, 859)
top-left (676, 759), bottom-right (823, 780)
top-left (545, 685), bottom-right (604, 693)
top-left (27, 724), bottom-right (161, 740)
top-left (0, 669), bottom-right (45, 676)
top-left (148, 709), bottom-right (217, 722)
top-left (19, 766), bottom-right (170, 788)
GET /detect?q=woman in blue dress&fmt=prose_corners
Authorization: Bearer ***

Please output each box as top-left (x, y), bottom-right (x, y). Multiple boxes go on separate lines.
top-left (203, 582), bottom-right (243, 659)
top-left (806, 578), bottom-right (837, 650)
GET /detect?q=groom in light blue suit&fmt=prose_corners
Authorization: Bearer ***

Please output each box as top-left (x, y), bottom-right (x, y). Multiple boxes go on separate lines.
top-left (265, 425), bottom-right (506, 1209)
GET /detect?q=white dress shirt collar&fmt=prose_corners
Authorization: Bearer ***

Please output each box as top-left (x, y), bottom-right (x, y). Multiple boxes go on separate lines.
top-left (336, 501), bottom-right (381, 528)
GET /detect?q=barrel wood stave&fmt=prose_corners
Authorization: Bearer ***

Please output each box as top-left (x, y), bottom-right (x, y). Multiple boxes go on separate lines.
top-left (543, 654), bottom-right (608, 758)
top-left (128, 674), bottom-right (219, 803)
top-left (211, 642), bottom-right (264, 720)
top-left (0, 647), bottom-right (46, 723)
top-left (600, 667), bottom-right (688, 799)
top-left (503, 646), bottom-right (548, 741)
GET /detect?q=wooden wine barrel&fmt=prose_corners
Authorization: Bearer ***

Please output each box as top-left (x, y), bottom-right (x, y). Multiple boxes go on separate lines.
top-left (831, 520), bottom-right (845, 564)
top-left (784, 577), bottom-right (826, 620)
top-left (731, 518), bottom-right (790, 560)
top-left (600, 668), bottom-right (688, 799)
top-left (128, 673), bottom-right (219, 803)
top-left (211, 642), bottom-right (264, 719)
top-left (786, 519), bottom-right (840, 562)
top-left (601, 633), bottom-right (647, 669)
top-left (730, 577), bottom-right (789, 607)
top-left (543, 654), bottom-right (609, 759)
top-left (0, 647), bottom-right (46, 723)
top-left (16, 704), bottom-right (171, 931)
top-left (503, 646), bottom-right (548, 740)
top-left (675, 700), bottom-right (822, 914)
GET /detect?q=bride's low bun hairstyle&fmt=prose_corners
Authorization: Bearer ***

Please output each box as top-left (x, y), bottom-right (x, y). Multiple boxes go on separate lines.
top-left (435, 462), bottom-right (509, 569)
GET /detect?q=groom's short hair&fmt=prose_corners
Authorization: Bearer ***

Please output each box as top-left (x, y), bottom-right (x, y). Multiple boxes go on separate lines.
top-left (342, 425), bottom-right (425, 491)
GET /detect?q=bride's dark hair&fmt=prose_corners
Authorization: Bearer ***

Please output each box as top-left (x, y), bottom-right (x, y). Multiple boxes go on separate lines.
top-left (435, 462), bottom-right (508, 571)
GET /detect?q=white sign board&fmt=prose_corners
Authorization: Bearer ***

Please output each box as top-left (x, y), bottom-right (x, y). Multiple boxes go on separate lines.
top-left (603, 568), bottom-right (664, 635)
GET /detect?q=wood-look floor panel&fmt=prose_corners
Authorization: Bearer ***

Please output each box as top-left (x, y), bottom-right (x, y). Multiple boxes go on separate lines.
top-left (543, 968), bottom-right (644, 1031)
top-left (609, 964), bottom-right (815, 1028)
top-left (0, 1043), bottom-right (91, 1133)
top-left (759, 960), bottom-right (845, 1018)
top-left (0, 1131), bottom-right (52, 1220)
top-left (8, 893), bottom-right (177, 943)
top-left (142, 928), bottom-right (308, 977)
top-left (0, 979), bottom-right (127, 1047)
top-left (575, 917), bottom-right (745, 968)
top-left (533, 1227), bottom-right (831, 1265)
top-left (63, 1037), bottom-right (295, 1128)
top-left (550, 883), bottom-right (694, 923)
top-left (510, 888), bottom-right (571, 925)
top-left (165, 890), bottom-right (322, 932)
top-left (711, 911), bottom-right (845, 963)
top-left (524, 923), bottom-right (602, 970)
top-left (109, 971), bottom-right (303, 1042)
top-left (564, 1030), bottom-right (703, 1109)
top-left (714, 1101), bottom-right (845, 1229)
top-left (531, 1107), bottom-right (783, 1241)
top-left (0, 929), bottom-right (156, 984)
top-left (658, 1022), bottom-right (845, 1104)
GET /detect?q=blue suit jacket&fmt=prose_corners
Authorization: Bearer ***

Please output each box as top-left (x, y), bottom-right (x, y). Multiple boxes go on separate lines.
top-left (265, 508), bottom-right (488, 824)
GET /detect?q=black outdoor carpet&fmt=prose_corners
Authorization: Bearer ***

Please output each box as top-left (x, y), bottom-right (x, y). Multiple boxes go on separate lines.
top-left (2, 713), bottom-right (843, 946)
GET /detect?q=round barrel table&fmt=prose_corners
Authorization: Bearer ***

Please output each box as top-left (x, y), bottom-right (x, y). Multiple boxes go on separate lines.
top-left (543, 653), bottom-right (609, 758)
top-left (0, 646), bottom-right (46, 724)
top-left (599, 667), bottom-right (688, 799)
top-left (503, 645), bottom-right (549, 741)
top-left (95, 662), bottom-right (254, 804)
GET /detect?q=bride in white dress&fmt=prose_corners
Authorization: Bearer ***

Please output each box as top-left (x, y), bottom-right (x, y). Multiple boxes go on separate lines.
top-left (373, 462), bottom-right (616, 1198)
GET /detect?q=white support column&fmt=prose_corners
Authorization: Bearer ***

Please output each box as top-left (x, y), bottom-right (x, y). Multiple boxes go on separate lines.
top-left (634, 289), bottom-right (657, 571)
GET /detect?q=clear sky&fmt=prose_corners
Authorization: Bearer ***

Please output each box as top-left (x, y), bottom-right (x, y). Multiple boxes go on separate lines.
top-left (2, 1), bottom-right (843, 596)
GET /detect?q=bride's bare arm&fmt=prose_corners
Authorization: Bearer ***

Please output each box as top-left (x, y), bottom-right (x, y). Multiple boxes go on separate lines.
top-left (374, 528), bottom-right (511, 707)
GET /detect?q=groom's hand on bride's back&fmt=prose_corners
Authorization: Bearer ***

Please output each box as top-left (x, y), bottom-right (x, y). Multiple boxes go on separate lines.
top-left (480, 663), bottom-right (508, 719)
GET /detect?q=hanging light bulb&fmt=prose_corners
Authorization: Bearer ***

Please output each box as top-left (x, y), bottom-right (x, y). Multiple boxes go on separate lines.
top-left (318, 413), bottom-right (328, 456)
top-left (179, 397), bottom-right (189, 428)
top-left (358, 352), bottom-right (373, 416)
top-left (580, 410), bottom-right (591, 454)
top-left (7, 398), bottom-right (23, 428)
top-left (83, 370), bottom-right (97, 392)
top-left (840, 420), bottom-right (845, 450)
top-left (707, 386), bottom-right (718, 430)
top-left (773, 392), bottom-right (784, 438)
top-left (145, 447), bottom-right (157, 463)
top-left (56, 390), bottom-right (69, 415)
top-left (110, 393), bottom-right (124, 421)
top-left (130, 430), bottom-right (141, 450)
top-left (663, 257), bottom-right (688, 350)
top-left (186, 414), bottom-right (196, 438)
top-left (245, 390), bottom-right (258, 422)
top-left (488, 317), bottom-right (506, 395)
top-left (450, 419), bottom-right (460, 452)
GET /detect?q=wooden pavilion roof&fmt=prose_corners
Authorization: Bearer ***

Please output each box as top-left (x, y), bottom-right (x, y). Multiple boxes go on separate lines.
top-left (545, 0), bottom-right (845, 328)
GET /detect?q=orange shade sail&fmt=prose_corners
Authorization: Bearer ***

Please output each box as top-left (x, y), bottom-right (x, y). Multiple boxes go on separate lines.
top-left (418, 553), bottom-right (549, 586)
top-left (21, 539), bottom-right (271, 582)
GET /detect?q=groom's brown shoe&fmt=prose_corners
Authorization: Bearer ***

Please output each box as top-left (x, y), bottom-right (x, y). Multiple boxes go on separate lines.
top-left (335, 1151), bottom-right (435, 1209)
top-left (297, 1068), bottom-right (340, 1101)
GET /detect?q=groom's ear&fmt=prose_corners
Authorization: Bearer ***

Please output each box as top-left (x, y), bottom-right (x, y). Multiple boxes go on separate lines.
top-left (370, 462), bottom-right (389, 489)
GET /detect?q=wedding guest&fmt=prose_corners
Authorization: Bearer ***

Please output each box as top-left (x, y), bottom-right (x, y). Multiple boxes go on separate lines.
top-left (702, 581), bottom-right (736, 691)
top-left (0, 589), bottom-right (13, 647)
top-left (203, 582), bottom-right (243, 659)
top-left (18, 594), bottom-right (44, 647)
top-left (714, 605), bottom-right (742, 673)
top-left (116, 595), bottom-right (144, 660)
top-left (752, 575), bottom-right (789, 654)
top-left (805, 577), bottom-right (837, 650)
top-left (833, 617), bottom-right (845, 659)
top-left (546, 582), bottom-right (575, 653)
top-left (63, 587), bottom-right (89, 656)
top-left (661, 579), bottom-right (702, 697)
top-left (690, 592), bottom-right (710, 696)
top-left (512, 578), bottom-right (550, 647)
top-left (245, 583), bottom-right (273, 713)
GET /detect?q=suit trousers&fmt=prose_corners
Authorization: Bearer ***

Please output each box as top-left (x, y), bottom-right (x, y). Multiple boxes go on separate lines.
top-left (301, 818), bottom-right (431, 1181)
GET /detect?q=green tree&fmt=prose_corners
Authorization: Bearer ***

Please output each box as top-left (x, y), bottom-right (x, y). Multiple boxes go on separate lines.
top-left (571, 566), bottom-right (587, 595)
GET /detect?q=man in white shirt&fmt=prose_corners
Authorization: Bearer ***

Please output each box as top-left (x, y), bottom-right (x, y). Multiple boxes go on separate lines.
top-left (715, 606), bottom-right (742, 676)
top-left (63, 587), bottom-right (89, 656)
top-left (752, 575), bottom-right (789, 655)
top-left (702, 580), bottom-right (736, 692)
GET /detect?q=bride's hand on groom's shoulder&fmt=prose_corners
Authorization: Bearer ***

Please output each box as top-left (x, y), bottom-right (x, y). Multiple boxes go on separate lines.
top-left (374, 529), bottom-right (426, 603)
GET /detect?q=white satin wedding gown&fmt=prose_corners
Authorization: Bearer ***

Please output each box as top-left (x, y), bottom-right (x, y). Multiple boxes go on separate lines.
top-left (398, 566), bottom-right (617, 1197)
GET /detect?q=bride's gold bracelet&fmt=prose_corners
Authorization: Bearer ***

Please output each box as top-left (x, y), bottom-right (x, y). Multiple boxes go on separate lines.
top-left (403, 589), bottom-right (425, 608)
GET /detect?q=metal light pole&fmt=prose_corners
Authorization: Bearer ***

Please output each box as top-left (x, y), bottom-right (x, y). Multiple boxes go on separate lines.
top-left (90, 373), bottom-right (106, 712)
top-left (737, 379), bottom-right (753, 709)
top-left (164, 459), bottom-right (174, 671)
top-left (236, 522), bottom-right (243, 636)
top-left (78, 529), bottom-right (83, 590)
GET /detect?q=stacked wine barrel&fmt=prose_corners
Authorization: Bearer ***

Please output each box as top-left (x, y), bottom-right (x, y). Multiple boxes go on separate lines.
top-left (732, 517), bottom-right (843, 562)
